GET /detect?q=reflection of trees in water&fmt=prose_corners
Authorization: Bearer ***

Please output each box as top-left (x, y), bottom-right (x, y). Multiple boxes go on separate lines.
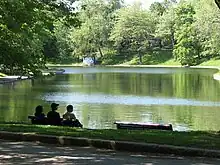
top-left (63, 70), bottom-right (220, 130)
top-left (145, 71), bottom-right (220, 131)
top-left (80, 104), bottom-right (156, 129)
top-left (1, 68), bottom-right (220, 130)
top-left (0, 80), bottom-right (35, 122)
top-left (156, 105), bottom-right (220, 131)
top-left (0, 77), bottom-right (64, 123)
top-left (172, 72), bottom-right (220, 101)
top-left (80, 104), bottom-right (115, 129)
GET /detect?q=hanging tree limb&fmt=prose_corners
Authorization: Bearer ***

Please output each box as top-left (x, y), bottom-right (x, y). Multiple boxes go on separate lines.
top-left (215, 0), bottom-right (220, 9)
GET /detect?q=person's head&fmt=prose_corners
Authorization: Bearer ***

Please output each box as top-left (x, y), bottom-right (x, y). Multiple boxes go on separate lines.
top-left (66, 105), bottom-right (73, 113)
top-left (35, 105), bottom-right (43, 114)
top-left (51, 103), bottom-right (59, 111)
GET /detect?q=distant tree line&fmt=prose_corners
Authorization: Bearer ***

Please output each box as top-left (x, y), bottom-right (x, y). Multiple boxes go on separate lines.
top-left (0, 0), bottom-right (220, 75)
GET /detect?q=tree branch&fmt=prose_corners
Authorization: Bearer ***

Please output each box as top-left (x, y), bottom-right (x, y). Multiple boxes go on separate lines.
top-left (215, 0), bottom-right (220, 9)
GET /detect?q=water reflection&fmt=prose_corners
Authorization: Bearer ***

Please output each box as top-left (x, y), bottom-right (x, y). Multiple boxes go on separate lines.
top-left (42, 92), bottom-right (220, 107)
top-left (0, 67), bottom-right (220, 131)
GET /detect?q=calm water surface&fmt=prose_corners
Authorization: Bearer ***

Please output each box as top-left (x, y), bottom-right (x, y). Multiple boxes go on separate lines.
top-left (0, 67), bottom-right (220, 131)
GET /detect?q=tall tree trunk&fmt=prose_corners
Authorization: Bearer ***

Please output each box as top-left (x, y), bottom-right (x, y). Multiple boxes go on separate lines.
top-left (98, 47), bottom-right (103, 57)
top-left (92, 55), bottom-right (96, 65)
top-left (170, 28), bottom-right (175, 49)
top-left (138, 51), bottom-right (142, 64)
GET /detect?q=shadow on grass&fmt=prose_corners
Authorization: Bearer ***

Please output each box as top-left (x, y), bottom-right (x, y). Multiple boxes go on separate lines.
top-left (128, 50), bottom-right (173, 65)
top-left (143, 50), bottom-right (173, 65)
top-left (0, 123), bottom-right (220, 150)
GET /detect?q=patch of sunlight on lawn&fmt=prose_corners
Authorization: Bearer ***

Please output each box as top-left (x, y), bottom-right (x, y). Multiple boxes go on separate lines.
top-left (200, 59), bottom-right (220, 66)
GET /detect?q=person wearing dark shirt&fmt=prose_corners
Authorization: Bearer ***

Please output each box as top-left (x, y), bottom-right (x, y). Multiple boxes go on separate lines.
top-left (47, 103), bottom-right (61, 125)
top-left (34, 105), bottom-right (46, 124)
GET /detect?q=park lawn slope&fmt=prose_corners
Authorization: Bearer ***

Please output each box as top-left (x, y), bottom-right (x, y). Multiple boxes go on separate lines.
top-left (0, 124), bottom-right (219, 150)
top-left (199, 58), bottom-right (220, 66)
top-left (47, 55), bottom-right (220, 67)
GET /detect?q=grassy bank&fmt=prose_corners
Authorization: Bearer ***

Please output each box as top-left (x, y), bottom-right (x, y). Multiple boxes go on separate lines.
top-left (47, 59), bottom-right (220, 68)
top-left (46, 63), bottom-right (84, 67)
top-left (123, 50), bottom-right (179, 65)
top-left (46, 51), bottom-right (220, 67)
top-left (0, 124), bottom-right (220, 150)
top-left (199, 59), bottom-right (220, 66)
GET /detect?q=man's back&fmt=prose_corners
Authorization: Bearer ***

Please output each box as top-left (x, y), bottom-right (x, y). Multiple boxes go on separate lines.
top-left (47, 111), bottom-right (61, 125)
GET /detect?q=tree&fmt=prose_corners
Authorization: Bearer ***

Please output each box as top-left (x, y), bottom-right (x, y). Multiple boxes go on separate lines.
top-left (110, 5), bottom-right (156, 63)
top-left (156, 6), bottom-right (176, 48)
top-left (71, 0), bottom-right (121, 60)
top-left (194, 0), bottom-right (220, 59)
top-left (173, 2), bottom-right (199, 66)
top-left (174, 25), bottom-right (200, 65)
top-left (0, 0), bottom-right (79, 75)
top-left (0, 0), bottom-right (48, 75)
top-left (163, 0), bottom-right (177, 9)
top-left (150, 2), bottom-right (166, 16)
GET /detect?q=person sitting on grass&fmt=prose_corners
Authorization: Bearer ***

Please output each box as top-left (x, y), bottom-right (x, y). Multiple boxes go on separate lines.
top-left (47, 103), bottom-right (62, 125)
top-left (34, 105), bottom-right (46, 124)
top-left (62, 104), bottom-right (83, 128)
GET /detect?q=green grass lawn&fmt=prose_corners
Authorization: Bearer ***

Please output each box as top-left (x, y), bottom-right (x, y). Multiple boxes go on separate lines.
top-left (46, 63), bottom-right (84, 67)
top-left (199, 59), bottom-right (220, 67)
top-left (46, 54), bottom-right (219, 68)
top-left (124, 50), bottom-right (175, 65)
top-left (159, 59), bottom-right (181, 65)
top-left (46, 50), bottom-right (220, 68)
top-left (0, 123), bottom-right (220, 150)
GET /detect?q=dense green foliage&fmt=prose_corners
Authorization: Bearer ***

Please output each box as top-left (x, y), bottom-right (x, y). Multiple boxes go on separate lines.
top-left (0, 123), bottom-right (220, 150)
top-left (69, 0), bottom-right (220, 66)
top-left (0, 0), bottom-right (220, 75)
top-left (0, 0), bottom-right (79, 75)
top-left (173, 2), bottom-right (198, 65)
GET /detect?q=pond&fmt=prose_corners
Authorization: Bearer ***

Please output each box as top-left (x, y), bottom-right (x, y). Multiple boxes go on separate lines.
top-left (0, 67), bottom-right (220, 131)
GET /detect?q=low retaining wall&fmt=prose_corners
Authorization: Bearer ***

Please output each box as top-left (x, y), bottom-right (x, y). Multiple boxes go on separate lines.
top-left (0, 131), bottom-right (220, 158)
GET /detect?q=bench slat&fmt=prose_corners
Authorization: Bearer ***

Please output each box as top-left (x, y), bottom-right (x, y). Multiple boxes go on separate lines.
top-left (114, 121), bottom-right (173, 131)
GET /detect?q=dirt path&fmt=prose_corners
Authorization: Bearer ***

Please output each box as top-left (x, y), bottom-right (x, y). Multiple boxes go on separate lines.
top-left (0, 140), bottom-right (219, 165)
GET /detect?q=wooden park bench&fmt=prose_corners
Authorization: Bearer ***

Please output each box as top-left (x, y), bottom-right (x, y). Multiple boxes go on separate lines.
top-left (28, 115), bottom-right (49, 125)
top-left (28, 115), bottom-right (83, 128)
top-left (114, 121), bottom-right (173, 131)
